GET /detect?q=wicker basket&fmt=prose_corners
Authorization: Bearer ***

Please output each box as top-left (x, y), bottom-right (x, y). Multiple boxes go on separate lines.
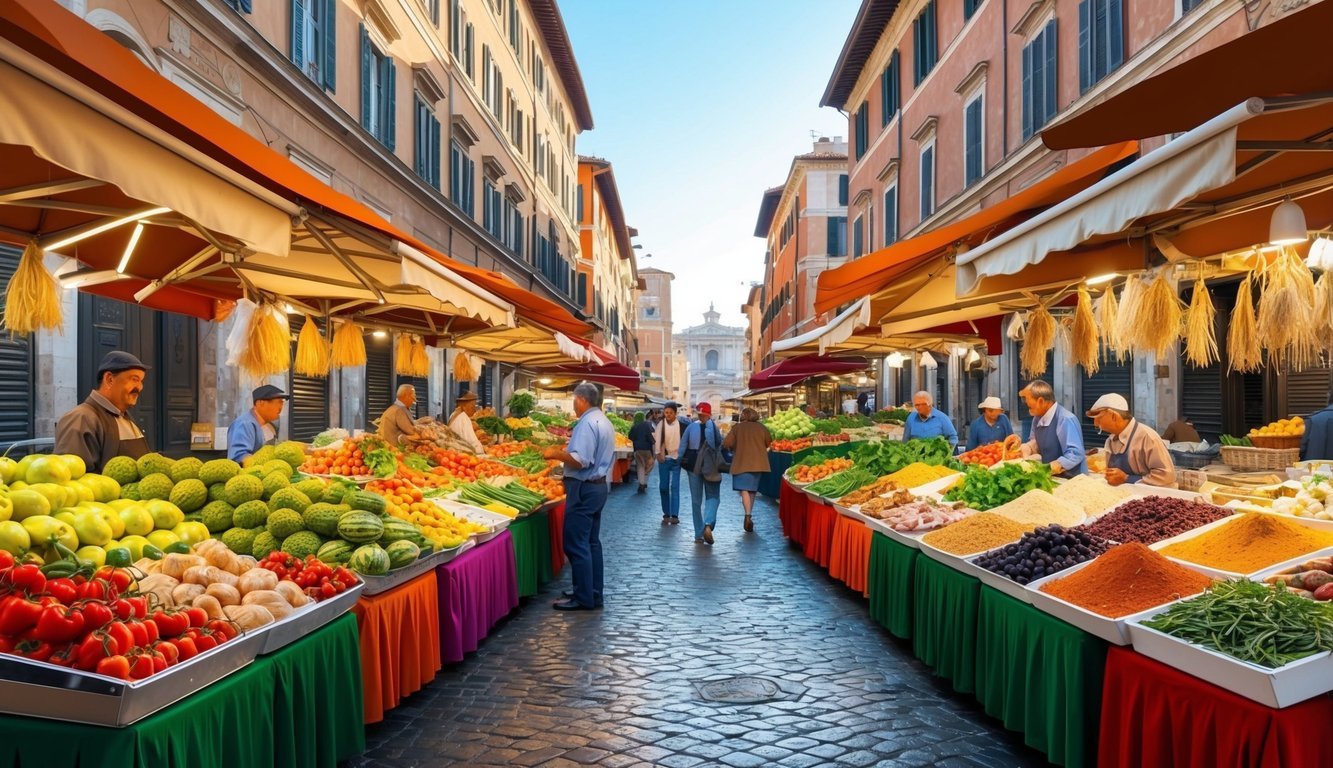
top-left (1219, 445), bottom-right (1300, 472)
top-left (1248, 434), bottom-right (1302, 450)
top-left (1169, 449), bottom-right (1216, 469)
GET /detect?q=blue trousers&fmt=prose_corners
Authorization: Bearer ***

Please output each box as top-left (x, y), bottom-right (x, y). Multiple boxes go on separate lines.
top-left (658, 458), bottom-right (681, 518)
top-left (687, 471), bottom-right (721, 538)
top-left (562, 477), bottom-right (607, 607)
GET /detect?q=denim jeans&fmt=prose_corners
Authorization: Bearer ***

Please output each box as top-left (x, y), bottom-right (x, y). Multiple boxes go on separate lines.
top-left (687, 471), bottom-right (721, 539)
top-left (658, 458), bottom-right (681, 518)
top-left (562, 477), bottom-right (607, 607)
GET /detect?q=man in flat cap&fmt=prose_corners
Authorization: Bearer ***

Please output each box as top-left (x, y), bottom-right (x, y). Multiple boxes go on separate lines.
top-left (55, 351), bottom-right (151, 473)
top-left (446, 390), bottom-right (485, 453)
top-left (228, 384), bottom-right (290, 463)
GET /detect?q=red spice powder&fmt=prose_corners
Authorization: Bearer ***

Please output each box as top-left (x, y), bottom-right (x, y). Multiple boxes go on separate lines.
top-left (1039, 542), bottom-right (1212, 618)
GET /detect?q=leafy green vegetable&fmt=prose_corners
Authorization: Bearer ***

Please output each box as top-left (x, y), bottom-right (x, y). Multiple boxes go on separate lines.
top-left (849, 437), bottom-right (957, 477)
top-left (805, 468), bottom-right (877, 498)
top-left (811, 419), bottom-right (843, 435)
top-left (364, 448), bottom-right (398, 479)
top-left (1220, 434), bottom-right (1253, 447)
top-left (506, 390), bottom-right (536, 418)
top-left (942, 460), bottom-right (1054, 511)
top-left (476, 416), bottom-right (512, 436)
top-left (871, 409), bottom-right (909, 423)
top-left (403, 453), bottom-right (431, 473)
top-left (606, 412), bottom-right (633, 436)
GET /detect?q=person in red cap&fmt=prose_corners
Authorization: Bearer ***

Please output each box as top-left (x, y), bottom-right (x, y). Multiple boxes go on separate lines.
top-left (677, 401), bottom-right (724, 544)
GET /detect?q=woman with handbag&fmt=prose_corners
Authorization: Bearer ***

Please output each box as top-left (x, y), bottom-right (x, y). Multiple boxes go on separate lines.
top-left (722, 407), bottom-right (771, 533)
top-left (677, 402), bottom-right (724, 545)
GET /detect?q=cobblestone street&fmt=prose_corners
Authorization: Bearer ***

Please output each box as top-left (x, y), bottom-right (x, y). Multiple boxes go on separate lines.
top-left (353, 482), bottom-right (1045, 768)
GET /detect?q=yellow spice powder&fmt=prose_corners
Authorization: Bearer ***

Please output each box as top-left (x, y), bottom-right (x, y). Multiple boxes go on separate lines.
top-left (886, 462), bottom-right (959, 490)
top-left (921, 512), bottom-right (1029, 555)
top-left (1158, 512), bottom-right (1333, 573)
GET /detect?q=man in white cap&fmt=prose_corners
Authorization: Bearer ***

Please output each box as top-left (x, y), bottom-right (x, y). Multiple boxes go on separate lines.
top-left (1086, 393), bottom-right (1176, 487)
top-left (966, 396), bottom-right (1015, 450)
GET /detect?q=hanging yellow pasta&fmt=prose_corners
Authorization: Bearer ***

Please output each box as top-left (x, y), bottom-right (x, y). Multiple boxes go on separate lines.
top-left (394, 333), bottom-right (414, 375)
top-left (1114, 275), bottom-right (1146, 353)
top-left (410, 336), bottom-right (430, 376)
top-left (1021, 301), bottom-right (1056, 378)
top-left (238, 303), bottom-right (290, 378)
top-left (1228, 273), bottom-right (1262, 374)
top-left (1257, 247), bottom-right (1319, 371)
top-left (1096, 284), bottom-right (1124, 362)
top-left (454, 350), bottom-right (477, 381)
top-left (1182, 266), bottom-right (1218, 368)
top-left (330, 320), bottom-right (367, 368)
top-left (293, 315), bottom-right (330, 377)
top-left (1134, 270), bottom-right (1184, 357)
top-left (1071, 285), bottom-right (1099, 374)
top-left (3, 240), bottom-right (63, 335)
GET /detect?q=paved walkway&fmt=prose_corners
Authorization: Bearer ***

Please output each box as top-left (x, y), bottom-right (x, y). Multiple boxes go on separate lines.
top-left (354, 480), bottom-right (1046, 768)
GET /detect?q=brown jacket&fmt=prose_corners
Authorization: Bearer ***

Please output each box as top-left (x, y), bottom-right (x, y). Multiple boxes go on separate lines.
top-left (722, 421), bottom-right (772, 475)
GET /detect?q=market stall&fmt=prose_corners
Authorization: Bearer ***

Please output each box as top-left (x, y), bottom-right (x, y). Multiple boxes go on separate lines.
top-left (507, 510), bottom-right (553, 598)
top-left (436, 531), bottom-right (520, 664)
top-left (351, 573), bottom-right (441, 723)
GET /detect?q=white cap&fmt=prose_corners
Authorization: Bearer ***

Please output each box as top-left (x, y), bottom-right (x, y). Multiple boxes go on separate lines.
top-left (978, 396), bottom-right (1004, 411)
top-left (1085, 393), bottom-right (1130, 417)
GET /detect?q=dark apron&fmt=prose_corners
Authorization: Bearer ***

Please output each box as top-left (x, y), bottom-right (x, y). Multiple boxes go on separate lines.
top-left (1032, 404), bottom-right (1088, 476)
top-left (1107, 420), bottom-right (1139, 479)
top-left (89, 399), bottom-right (149, 470)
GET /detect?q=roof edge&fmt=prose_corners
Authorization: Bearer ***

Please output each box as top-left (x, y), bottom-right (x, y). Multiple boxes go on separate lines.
top-left (529, 0), bottom-right (594, 131)
top-left (821, 0), bottom-right (899, 109)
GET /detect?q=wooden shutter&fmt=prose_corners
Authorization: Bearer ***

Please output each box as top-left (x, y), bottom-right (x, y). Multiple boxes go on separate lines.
top-left (291, 0), bottom-right (306, 69)
top-left (965, 98), bottom-right (982, 185)
top-left (884, 187), bottom-right (897, 244)
top-left (1043, 22), bottom-right (1058, 126)
top-left (1021, 40), bottom-right (1034, 140)
top-left (359, 26), bottom-right (372, 133)
top-left (1078, 0), bottom-right (1092, 92)
top-left (321, 0), bottom-right (336, 90)
top-left (383, 56), bottom-right (396, 151)
top-left (1284, 366), bottom-right (1332, 418)
top-left (1106, 0), bottom-right (1124, 73)
top-left (364, 334), bottom-right (393, 430)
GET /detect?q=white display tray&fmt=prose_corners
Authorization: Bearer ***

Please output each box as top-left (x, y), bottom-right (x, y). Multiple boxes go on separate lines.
top-left (907, 472), bottom-right (964, 500)
top-left (256, 579), bottom-right (364, 652)
top-left (1026, 558), bottom-right (1207, 645)
top-left (1122, 483), bottom-right (1206, 502)
top-left (430, 498), bottom-right (514, 544)
top-left (359, 547), bottom-right (456, 596)
top-left (1150, 512), bottom-right (1333, 579)
top-left (1250, 546), bottom-right (1333, 586)
top-left (1128, 607), bottom-right (1333, 708)
top-left (965, 552), bottom-right (1034, 604)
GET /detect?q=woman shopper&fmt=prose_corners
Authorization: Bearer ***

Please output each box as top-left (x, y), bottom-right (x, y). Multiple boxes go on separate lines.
top-left (678, 402), bottom-right (723, 545)
top-left (722, 407), bottom-right (771, 533)
top-left (627, 413), bottom-right (656, 493)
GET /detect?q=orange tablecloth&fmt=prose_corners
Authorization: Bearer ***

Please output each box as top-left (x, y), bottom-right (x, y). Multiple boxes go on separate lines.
top-left (548, 501), bottom-right (566, 573)
top-left (351, 572), bottom-right (442, 723)
top-left (803, 499), bottom-right (837, 569)
top-left (778, 480), bottom-right (809, 545)
top-left (610, 456), bottom-right (631, 483)
top-left (828, 514), bottom-right (873, 596)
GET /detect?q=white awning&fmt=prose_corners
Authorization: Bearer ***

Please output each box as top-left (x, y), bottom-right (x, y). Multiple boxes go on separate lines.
top-left (771, 298), bottom-right (871, 355)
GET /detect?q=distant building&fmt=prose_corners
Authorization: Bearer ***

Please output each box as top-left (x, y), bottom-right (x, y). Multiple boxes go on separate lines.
top-left (576, 157), bottom-right (639, 365)
top-left (671, 349), bottom-right (690, 405)
top-left (673, 305), bottom-right (746, 413)
top-left (636, 267), bottom-right (675, 395)
top-left (741, 283), bottom-right (763, 377)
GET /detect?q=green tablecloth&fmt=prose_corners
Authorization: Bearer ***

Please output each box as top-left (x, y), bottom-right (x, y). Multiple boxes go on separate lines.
top-left (509, 510), bottom-right (553, 597)
top-left (0, 612), bottom-right (365, 768)
top-left (911, 555), bottom-right (981, 694)
top-left (868, 532), bottom-right (918, 640)
top-left (975, 587), bottom-right (1107, 768)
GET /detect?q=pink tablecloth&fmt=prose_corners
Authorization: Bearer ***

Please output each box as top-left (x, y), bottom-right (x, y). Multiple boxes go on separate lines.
top-left (436, 530), bottom-right (520, 663)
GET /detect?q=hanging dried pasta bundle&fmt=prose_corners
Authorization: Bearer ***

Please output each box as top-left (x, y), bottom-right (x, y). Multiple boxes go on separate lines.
top-left (1132, 269), bottom-right (1185, 357)
top-left (454, 350), bottom-right (477, 381)
top-left (1071, 285), bottom-right (1099, 374)
top-left (238, 303), bottom-right (290, 378)
top-left (410, 336), bottom-right (430, 376)
top-left (394, 333), bottom-right (414, 375)
top-left (1095, 284), bottom-right (1124, 362)
top-left (330, 320), bottom-right (367, 368)
top-left (1182, 266), bottom-right (1218, 368)
top-left (1257, 247), bottom-right (1318, 370)
top-left (1227, 274), bottom-right (1262, 374)
top-left (1020, 301), bottom-right (1057, 378)
top-left (1313, 269), bottom-right (1333, 346)
top-left (293, 315), bottom-right (330, 377)
top-left (1114, 274), bottom-right (1146, 352)
top-left (3, 241), bottom-right (63, 335)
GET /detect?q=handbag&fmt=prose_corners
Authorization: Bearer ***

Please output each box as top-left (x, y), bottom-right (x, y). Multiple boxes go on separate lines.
top-left (697, 421), bottom-right (728, 482)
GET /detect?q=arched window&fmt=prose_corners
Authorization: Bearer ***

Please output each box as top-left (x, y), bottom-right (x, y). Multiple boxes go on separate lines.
top-left (705, 350), bottom-right (719, 370)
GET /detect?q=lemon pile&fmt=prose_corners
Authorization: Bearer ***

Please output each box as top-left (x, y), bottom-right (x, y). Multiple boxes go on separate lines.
top-left (1250, 416), bottom-right (1304, 438)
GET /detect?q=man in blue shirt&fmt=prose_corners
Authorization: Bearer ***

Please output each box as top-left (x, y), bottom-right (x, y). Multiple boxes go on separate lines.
top-left (544, 382), bottom-right (616, 611)
top-left (902, 390), bottom-right (958, 449)
top-left (1018, 380), bottom-right (1087, 476)
top-left (966, 396), bottom-right (1015, 450)
top-left (1301, 396), bottom-right (1333, 461)
top-left (227, 385), bottom-right (288, 463)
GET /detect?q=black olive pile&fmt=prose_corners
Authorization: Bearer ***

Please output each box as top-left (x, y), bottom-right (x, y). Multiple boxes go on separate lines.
top-left (973, 524), bottom-right (1111, 585)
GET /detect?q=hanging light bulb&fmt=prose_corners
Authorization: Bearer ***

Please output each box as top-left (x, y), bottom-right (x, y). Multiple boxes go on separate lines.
top-left (886, 352), bottom-right (905, 368)
top-left (1269, 197), bottom-right (1308, 246)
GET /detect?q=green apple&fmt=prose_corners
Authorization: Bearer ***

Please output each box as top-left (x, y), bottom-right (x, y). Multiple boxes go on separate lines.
top-left (70, 509), bottom-right (114, 547)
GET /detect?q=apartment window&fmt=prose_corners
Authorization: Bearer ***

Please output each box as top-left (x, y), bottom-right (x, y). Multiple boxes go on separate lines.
top-left (838, 174), bottom-right (849, 206)
top-left (1022, 20), bottom-right (1059, 140)
top-left (964, 92), bottom-right (984, 186)
top-left (880, 50), bottom-right (900, 126)
top-left (884, 185), bottom-right (899, 245)
top-left (413, 97), bottom-right (440, 189)
top-left (359, 27), bottom-right (395, 150)
top-left (483, 180), bottom-right (503, 240)
top-left (1079, 0), bottom-right (1124, 92)
top-left (913, 1), bottom-right (937, 86)
top-left (482, 46), bottom-right (492, 109)
top-left (919, 142), bottom-right (936, 219)
top-left (424, 0), bottom-right (439, 26)
top-left (1181, 0), bottom-right (1205, 12)
top-left (577, 183), bottom-right (585, 222)
top-left (450, 140), bottom-right (474, 216)
top-left (491, 64), bottom-right (503, 118)
top-left (854, 102), bottom-right (870, 160)
top-left (706, 350), bottom-right (719, 371)
top-left (225, 0), bottom-right (253, 12)
top-left (964, 0), bottom-right (984, 21)
top-left (827, 216), bottom-right (847, 257)
top-left (508, 0), bottom-right (520, 51)
top-left (505, 200), bottom-right (524, 257)
top-left (291, 0), bottom-right (335, 91)
top-left (449, 0), bottom-right (462, 59)
top-left (852, 215), bottom-right (865, 258)
top-left (463, 23), bottom-right (475, 80)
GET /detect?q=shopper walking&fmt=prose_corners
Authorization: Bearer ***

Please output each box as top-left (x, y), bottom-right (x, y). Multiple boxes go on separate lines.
top-left (679, 402), bottom-right (723, 545)
top-left (655, 404), bottom-right (686, 525)
top-left (722, 407), bottom-right (771, 533)
top-left (543, 382), bottom-right (615, 611)
top-left (628, 413), bottom-right (655, 494)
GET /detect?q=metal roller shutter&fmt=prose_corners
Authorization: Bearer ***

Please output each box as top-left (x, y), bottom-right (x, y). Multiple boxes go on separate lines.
top-left (397, 375), bottom-right (429, 418)
top-left (288, 320), bottom-right (329, 442)
top-left (934, 355), bottom-right (949, 415)
top-left (365, 335), bottom-right (393, 430)
top-left (0, 246), bottom-right (33, 448)
top-left (1285, 365), bottom-right (1332, 419)
top-left (1080, 358), bottom-right (1133, 446)
top-left (1181, 362), bottom-right (1224, 443)
top-left (1012, 349), bottom-right (1053, 441)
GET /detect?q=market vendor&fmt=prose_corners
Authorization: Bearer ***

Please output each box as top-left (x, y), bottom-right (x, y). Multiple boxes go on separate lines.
top-left (902, 390), bottom-right (958, 449)
top-left (966, 396), bottom-right (1014, 450)
top-left (446, 390), bottom-right (486, 453)
top-left (1302, 394), bottom-right (1333, 460)
top-left (1086, 393), bottom-right (1176, 487)
top-left (378, 383), bottom-right (421, 446)
top-left (1160, 417), bottom-right (1202, 444)
top-left (1018, 380), bottom-right (1087, 476)
top-left (54, 351), bottom-right (150, 473)
top-left (227, 385), bottom-right (289, 463)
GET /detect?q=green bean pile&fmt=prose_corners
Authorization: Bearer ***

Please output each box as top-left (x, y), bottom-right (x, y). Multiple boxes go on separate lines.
top-left (1141, 579), bottom-right (1333, 668)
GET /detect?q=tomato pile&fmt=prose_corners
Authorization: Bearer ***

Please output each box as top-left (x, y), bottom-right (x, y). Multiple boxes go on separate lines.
top-left (771, 438), bottom-right (814, 453)
top-left (258, 553), bottom-right (356, 601)
top-left (301, 441), bottom-right (370, 477)
top-left (0, 550), bottom-right (238, 680)
top-left (958, 436), bottom-right (1022, 468)
top-left (788, 458), bottom-right (854, 483)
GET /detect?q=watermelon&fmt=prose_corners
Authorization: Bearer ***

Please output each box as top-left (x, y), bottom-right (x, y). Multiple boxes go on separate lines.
top-left (316, 539), bottom-right (355, 565)
top-left (378, 519), bottom-right (425, 546)
top-left (337, 510), bottom-right (384, 544)
top-left (347, 490), bottom-right (387, 515)
top-left (348, 544), bottom-right (391, 576)
top-left (384, 539), bottom-right (420, 569)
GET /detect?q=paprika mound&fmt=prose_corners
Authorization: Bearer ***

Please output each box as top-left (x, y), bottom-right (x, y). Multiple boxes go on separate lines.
top-left (1040, 542), bottom-right (1212, 618)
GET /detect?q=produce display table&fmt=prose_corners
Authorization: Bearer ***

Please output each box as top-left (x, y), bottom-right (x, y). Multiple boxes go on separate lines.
top-left (437, 530), bottom-right (520, 663)
top-left (802, 499), bottom-right (837, 569)
top-left (352, 572), bottom-right (442, 723)
top-left (975, 587), bottom-right (1106, 768)
top-left (867, 532), bottom-right (917, 639)
top-left (0, 613), bottom-right (364, 768)
top-left (761, 450), bottom-right (795, 499)
top-left (548, 501), bottom-right (566, 574)
top-left (1098, 646), bottom-right (1333, 768)
top-left (911, 555), bottom-right (980, 694)
top-left (509, 509), bottom-right (553, 597)
top-left (827, 514), bottom-right (873, 596)
top-left (778, 480), bottom-right (809, 545)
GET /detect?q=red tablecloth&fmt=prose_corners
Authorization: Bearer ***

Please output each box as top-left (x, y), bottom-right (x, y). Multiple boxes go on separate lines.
top-left (351, 572), bottom-right (441, 723)
top-left (1099, 646), bottom-right (1333, 768)
top-left (436, 531), bottom-right (520, 663)
top-left (803, 500), bottom-right (837, 569)
top-left (778, 480), bottom-right (809, 545)
top-left (828, 515), bottom-right (872, 596)
top-left (548, 501), bottom-right (566, 574)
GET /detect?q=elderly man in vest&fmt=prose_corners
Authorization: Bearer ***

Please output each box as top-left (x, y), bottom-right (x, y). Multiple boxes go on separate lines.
top-left (55, 351), bottom-right (151, 473)
top-left (1087, 393), bottom-right (1176, 487)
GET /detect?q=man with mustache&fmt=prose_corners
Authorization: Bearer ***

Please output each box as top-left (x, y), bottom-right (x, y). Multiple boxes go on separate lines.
top-left (55, 351), bottom-right (151, 473)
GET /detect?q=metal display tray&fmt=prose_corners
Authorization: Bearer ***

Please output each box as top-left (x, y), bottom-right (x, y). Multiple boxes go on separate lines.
top-left (0, 629), bottom-right (265, 727)
top-left (255, 580), bottom-right (365, 653)
top-left (360, 548), bottom-right (454, 596)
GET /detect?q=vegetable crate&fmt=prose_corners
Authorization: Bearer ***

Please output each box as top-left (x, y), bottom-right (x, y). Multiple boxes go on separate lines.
top-left (1220, 446), bottom-right (1300, 472)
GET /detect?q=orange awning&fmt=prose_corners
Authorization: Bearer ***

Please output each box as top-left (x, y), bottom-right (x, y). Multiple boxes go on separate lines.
top-left (813, 141), bottom-right (1138, 315)
top-left (1042, 1), bottom-right (1333, 151)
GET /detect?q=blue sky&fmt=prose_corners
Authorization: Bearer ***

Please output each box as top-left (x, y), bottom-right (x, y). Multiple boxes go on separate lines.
top-left (561, 1), bottom-right (859, 331)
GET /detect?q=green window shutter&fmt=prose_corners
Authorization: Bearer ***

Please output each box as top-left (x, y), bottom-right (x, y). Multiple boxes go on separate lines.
top-left (321, 0), bottom-right (336, 91)
top-left (291, 0), bottom-right (305, 68)
top-left (1078, 0), bottom-right (1092, 92)
top-left (384, 57), bottom-right (396, 151)
top-left (359, 25), bottom-right (371, 133)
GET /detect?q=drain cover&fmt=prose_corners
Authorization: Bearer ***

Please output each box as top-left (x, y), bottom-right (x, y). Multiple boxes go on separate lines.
top-left (694, 675), bottom-right (797, 704)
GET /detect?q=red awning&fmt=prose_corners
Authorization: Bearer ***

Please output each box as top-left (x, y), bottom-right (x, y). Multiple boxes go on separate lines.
top-left (748, 355), bottom-right (871, 390)
top-left (548, 361), bottom-right (642, 392)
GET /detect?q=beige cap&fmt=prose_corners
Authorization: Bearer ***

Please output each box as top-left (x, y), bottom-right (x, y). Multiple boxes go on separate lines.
top-left (978, 396), bottom-right (1003, 411)
top-left (1085, 392), bottom-right (1130, 417)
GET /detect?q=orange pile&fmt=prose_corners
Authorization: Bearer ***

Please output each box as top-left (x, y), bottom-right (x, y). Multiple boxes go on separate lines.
top-left (789, 458), bottom-right (854, 484)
